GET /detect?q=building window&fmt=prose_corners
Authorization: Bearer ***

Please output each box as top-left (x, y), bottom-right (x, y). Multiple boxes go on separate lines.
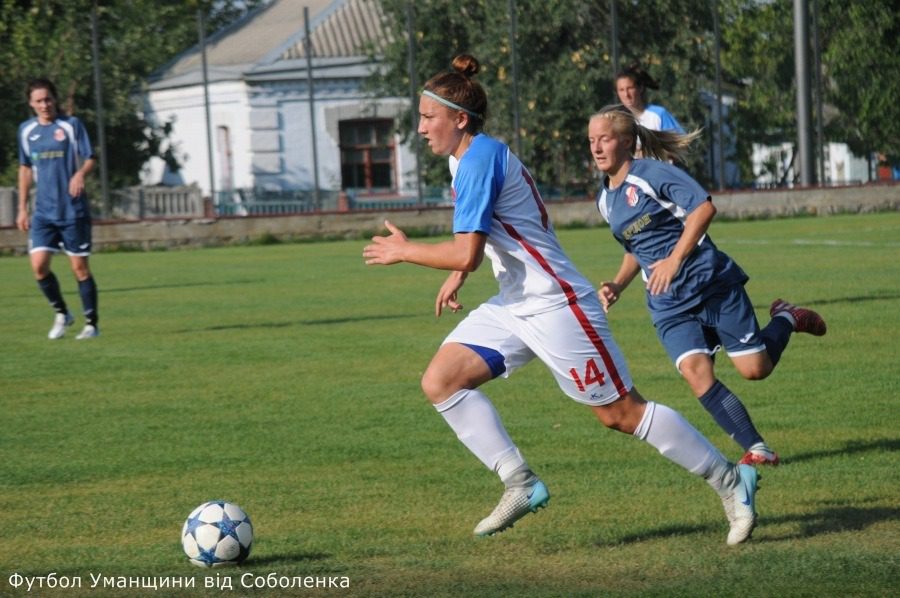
top-left (339, 119), bottom-right (395, 192)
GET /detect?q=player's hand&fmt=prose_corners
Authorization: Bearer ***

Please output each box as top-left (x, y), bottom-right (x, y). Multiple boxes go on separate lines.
top-left (598, 281), bottom-right (622, 313)
top-left (68, 171), bottom-right (85, 199)
top-left (15, 209), bottom-right (29, 232)
top-left (363, 220), bottom-right (408, 265)
top-left (647, 256), bottom-right (681, 295)
top-left (435, 271), bottom-right (466, 317)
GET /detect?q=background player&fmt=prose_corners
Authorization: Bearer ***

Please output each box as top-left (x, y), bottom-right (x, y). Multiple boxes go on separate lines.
top-left (17, 77), bottom-right (100, 340)
top-left (364, 55), bottom-right (759, 545)
top-left (615, 63), bottom-right (685, 135)
top-left (588, 104), bottom-right (827, 466)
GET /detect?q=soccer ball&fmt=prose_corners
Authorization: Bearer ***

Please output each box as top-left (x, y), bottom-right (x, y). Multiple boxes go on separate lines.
top-left (181, 500), bottom-right (253, 567)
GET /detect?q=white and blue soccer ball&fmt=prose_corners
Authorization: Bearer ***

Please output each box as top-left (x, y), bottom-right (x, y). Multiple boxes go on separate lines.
top-left (181, 501), bottom-right (253, 567)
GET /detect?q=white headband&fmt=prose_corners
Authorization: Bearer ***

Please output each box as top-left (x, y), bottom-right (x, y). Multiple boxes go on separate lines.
top-left (421, 90), bottom-right (483, 120)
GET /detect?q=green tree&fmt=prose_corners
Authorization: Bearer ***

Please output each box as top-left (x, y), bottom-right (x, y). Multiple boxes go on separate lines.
top-left (371, 0), bottom-right (719, 193)
top-left (720, 0), bottom-right (900, 183)
top-left (821, 0), bottom-right (900, 164)
top-left (0, 0), bottom-right (264, 190)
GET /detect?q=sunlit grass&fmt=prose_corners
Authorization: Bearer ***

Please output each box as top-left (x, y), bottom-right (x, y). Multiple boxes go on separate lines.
top-left (1, 212), bottom-right (897, 596)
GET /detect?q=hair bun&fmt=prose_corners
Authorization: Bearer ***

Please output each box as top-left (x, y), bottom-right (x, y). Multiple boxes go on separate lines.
top-left (451, 54), bottom-right (480, 78)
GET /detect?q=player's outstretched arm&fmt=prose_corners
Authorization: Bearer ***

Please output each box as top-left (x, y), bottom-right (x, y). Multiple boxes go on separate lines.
top-left (363, 220), bottom-right (486, 271)
top-left (600, 252), bottom-right (641, 312)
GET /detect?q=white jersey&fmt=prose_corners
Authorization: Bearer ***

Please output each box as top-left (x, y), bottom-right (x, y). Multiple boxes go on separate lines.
top-left (449, 134), bottom-right (595, 316)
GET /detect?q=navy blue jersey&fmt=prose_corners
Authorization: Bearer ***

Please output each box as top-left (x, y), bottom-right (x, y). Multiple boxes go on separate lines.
top-left (18, 115), bottom-right (93, 221)
top-left (596, 159), bottom-right (747, 323)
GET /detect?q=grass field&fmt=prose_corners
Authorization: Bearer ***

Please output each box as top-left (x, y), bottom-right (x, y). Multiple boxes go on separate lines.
top-left (1, 212), bottom-right (898, 597)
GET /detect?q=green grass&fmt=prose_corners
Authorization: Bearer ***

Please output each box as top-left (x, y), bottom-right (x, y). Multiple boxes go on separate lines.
top-left (1, 212), bottom-right (898, 597)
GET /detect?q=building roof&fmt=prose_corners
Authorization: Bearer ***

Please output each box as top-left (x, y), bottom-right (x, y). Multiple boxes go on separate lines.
top-left (148, 0), bottom-right (387, 90)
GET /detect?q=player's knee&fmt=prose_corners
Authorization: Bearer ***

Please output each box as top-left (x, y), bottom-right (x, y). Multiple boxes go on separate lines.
top-left (591, 395), bottom-right (642, 434)
top-left (420, 368), bottom-right (450, 404)
top-left (738, 363), bottom-right (773, 380)
top-left (733, 354), bottom-right (774, 380)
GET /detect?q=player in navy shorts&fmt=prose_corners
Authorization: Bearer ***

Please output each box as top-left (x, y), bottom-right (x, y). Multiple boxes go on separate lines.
top-left (17, 78), bottom-right (100, 340)
top-left (588, 104), bottom-right (827, 466)
top-left (364, 56), bottom-right (760, 545)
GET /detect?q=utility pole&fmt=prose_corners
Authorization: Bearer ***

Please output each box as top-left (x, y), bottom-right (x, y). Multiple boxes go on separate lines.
top-left (304, 6), bottom-right (321, 207)
top-left (509, 0), bottom-right (522, 157)
top-left (198, 10), bottom-right (216, 203)
top-left (610, 0), bottom-right (620, 93)
top-left (405, 2), bottom-right (422, 203)
top-left (90, 1), bottom-right (110, 214)
top-left (793, 0), bottom-right (815, 186)
top-left (712, 0), bottom-right (726, 190)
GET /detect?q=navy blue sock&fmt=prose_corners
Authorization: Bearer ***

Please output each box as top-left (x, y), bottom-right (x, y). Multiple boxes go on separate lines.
top-left (78, 276), bottom-right (99, 326)
top-left (37, 272), bottom-right (68, 314)
top-left (698, 380), bottom-right (764, 451)
top-left (761, 316), bottom-right (794, 367)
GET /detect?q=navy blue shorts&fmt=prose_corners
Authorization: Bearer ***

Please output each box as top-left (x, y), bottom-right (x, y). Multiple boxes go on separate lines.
top-left (654, 283), bottom-right (766, 370)
top-left (29, 216), bottom-right (92, 256)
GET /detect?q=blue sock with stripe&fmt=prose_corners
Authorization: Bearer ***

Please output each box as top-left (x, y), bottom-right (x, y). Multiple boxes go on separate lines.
top-left (760, 316), bottom-right (794, 366)
top-left (38, 272), bottom-right (68, 314)
top-left (698, 380), bottom-right (764, 451)
top-left (78, 276), bottom-right (99, 326)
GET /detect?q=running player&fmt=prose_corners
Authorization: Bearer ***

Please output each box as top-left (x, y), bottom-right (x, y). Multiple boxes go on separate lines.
top-left (588, 104), bottom-right (827, 466)
top-left (17, 78), bottom-right (100, 339)
top-left (364, 55), bottom-right (759, 545)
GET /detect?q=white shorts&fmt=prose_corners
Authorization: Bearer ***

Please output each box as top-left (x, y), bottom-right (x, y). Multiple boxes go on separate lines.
top-left (443, 293), bottom-right (634, 405)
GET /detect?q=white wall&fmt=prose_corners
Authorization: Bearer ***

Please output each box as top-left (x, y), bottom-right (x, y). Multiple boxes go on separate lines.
top-left (752, 141), bottom-right (871, 187)
top-left (142, 76), bottom-right (416, 198)
top-left (141, 80), bottom-right (252, 196)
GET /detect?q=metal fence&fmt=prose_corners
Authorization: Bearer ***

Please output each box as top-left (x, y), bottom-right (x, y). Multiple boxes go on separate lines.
top-left (1, 183), bottom-right (590, 225)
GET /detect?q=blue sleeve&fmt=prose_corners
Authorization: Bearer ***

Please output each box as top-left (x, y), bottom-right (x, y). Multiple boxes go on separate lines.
top-left (452, 139), bottom-right (507, 234)
top-left (658, 109), bottom-right (685, 134)
top-left (655, 162), bottom-right (709, 213)
top-left (17, 123), bottom-right (31, 166)
top-left (72, 117), bottom-right (94, 159)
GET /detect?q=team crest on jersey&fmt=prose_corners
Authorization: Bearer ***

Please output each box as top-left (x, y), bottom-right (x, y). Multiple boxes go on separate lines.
top-left (626, 185), bottom-right (639, 207)
top-left (54, 128), bottom-right (65, 142)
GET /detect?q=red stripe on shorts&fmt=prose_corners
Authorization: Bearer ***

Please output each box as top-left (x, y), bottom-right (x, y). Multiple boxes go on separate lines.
top-left (497, 218), bottom-right (629, 398)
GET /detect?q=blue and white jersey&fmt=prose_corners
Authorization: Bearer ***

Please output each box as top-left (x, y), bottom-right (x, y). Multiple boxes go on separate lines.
top-left (18, 115), bottom-right (93, 221)
top-left (596, 159), bottom-right (747, 323)
top-left (639, 104), bottom-right (685, 134)
top-left (450, 134), bottom-right (595, 316)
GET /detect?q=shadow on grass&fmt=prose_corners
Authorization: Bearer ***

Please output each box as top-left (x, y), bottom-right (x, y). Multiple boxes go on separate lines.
top-left (754, 291), bottom-right (900, 310)
top-left (593, 502), bottom-right (899, 547)
top-left (593, 522), bottom-right (716, 547)
top-left (177, 313), bottom-right (419, 333)
top-left (781, 437), bottom-right (900, 465)
top-left (104, 279), bottom-right (267, 294)
top-left (763, 505), bottom-right (900, 541)
top-left (245, 551), bottom-right (334, 567)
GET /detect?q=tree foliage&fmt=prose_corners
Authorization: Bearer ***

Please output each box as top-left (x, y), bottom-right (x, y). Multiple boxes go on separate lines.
top-left (720, 0), bottom-right (900, 181)
top-left (819, 0), bottom-right (900, 162)
top-left (372, 0), bottom-right (719, 193)
top-left (0, 0), bottom-right (264, 189)
top-left (373, 0), bottom-right (898, 190)
top-left (2, 0), bottom-right (894, 194)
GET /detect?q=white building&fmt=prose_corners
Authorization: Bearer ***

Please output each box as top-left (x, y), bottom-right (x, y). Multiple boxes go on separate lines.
top-left (752, 141), bottom-right (871, 188)
top-left (140, 0), bottom-right (417, 204)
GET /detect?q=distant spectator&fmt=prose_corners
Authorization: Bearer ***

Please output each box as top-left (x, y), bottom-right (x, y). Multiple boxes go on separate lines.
top-left (615, 63), bottom-right (685, 143)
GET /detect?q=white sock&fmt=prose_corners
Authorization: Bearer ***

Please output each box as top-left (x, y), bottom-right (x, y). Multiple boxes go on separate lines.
top-left (434, 389), bottom-right (527, 482)
top-left (634, 401), bottom-right (734, 495)
top-left (749, 441), bottom-right (776, 458)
